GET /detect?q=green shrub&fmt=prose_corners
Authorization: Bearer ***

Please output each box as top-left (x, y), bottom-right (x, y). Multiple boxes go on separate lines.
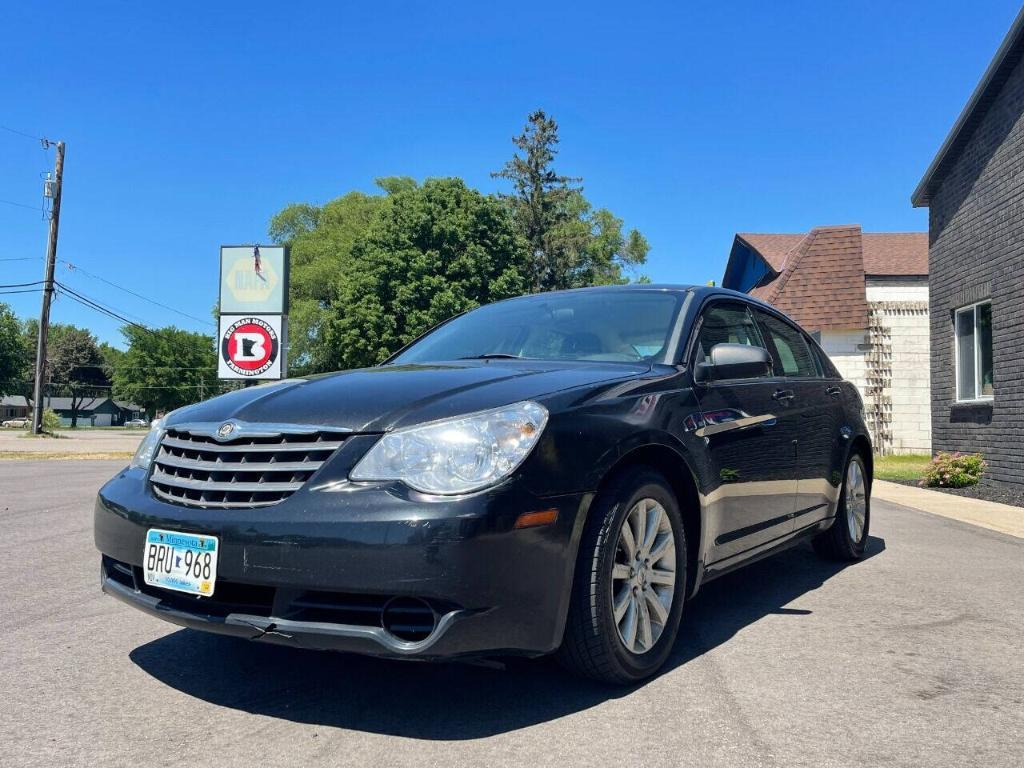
top-left (40, 408), bottom-right (61, 433)
top-left (921, 452), bottom-right (986, 488)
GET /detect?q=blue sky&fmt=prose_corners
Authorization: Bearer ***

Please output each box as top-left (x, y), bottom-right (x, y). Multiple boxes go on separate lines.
top-left (1, 0), bottom-right (1020, 346)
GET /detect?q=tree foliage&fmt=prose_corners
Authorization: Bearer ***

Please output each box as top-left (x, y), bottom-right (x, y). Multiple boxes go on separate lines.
top-left (269, 184), bottom-right (405, 373)
top-left (263, 110), bottom-right (650, 374)
top-left (112, 326), bottom-right (218, 416)
top-left (46, 324), bottom-right (109, 427)
top-left (0, 303), bottom-right (27, 397)
top-left (325, 178), bottom-right (530, 368)
top-left (493, 109), bottom-right (648, 290)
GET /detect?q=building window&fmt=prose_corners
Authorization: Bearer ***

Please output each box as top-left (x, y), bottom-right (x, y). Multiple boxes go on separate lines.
top-left (955, 301), bottom-right (993, 402)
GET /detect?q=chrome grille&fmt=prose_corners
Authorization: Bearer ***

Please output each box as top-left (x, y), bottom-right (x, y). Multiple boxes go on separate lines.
top-left (150, 423), bottom-right (348, 508)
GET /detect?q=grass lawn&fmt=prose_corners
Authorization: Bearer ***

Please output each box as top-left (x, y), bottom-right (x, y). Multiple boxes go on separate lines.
top-left (874, 453), bottom-right (931, 482)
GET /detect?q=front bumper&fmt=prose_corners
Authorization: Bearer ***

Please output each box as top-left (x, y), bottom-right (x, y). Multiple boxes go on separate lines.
top-left (95, 466), bottom-right (589, 659)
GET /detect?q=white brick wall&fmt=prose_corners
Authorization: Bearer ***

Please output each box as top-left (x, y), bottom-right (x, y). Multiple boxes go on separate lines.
top-left (871, 284), bottom-right (931, 454)
top-left (819, 282), bottom-right (931, 454)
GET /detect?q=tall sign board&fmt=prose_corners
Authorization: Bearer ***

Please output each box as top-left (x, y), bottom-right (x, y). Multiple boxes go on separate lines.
top-left (218, 245), bottom-right (289, 381)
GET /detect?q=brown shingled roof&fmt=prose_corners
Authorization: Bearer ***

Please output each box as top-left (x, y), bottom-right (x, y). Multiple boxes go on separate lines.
top-left (734, 226), bottom-right (928, 332)
top-left (861, 233), bottom-right (928, 275)
top-left (749, 226), bottom-right (869, 331)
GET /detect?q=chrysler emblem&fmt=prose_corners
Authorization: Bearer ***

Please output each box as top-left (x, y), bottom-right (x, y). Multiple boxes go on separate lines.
top-left (217, 422), bottom-right (236, 439)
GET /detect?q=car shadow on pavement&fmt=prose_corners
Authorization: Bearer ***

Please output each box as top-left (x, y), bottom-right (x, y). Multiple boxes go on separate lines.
top-left (129, 536), bottom-right (885, 739)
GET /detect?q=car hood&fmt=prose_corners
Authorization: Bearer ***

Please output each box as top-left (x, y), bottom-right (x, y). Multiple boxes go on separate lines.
top-left (163, 360), bottom-right (651, 433)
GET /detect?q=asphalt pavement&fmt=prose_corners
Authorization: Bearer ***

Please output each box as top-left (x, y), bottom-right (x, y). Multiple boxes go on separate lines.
top-left (1, 460), bottom-right (1022, 768)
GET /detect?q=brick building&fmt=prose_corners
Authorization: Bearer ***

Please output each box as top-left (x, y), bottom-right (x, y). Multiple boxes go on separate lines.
top-left (912, 8), bottom-right (1024, 486)
top-left (722, 225), bottom-right (930, 454)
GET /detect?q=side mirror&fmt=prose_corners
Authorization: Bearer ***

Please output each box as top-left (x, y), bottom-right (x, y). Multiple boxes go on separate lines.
top-left (694, 343), bottom-right (772, 383)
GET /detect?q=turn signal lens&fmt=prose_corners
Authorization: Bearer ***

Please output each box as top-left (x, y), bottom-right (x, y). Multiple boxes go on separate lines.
top-left (514, 509), bottom-right (559, 529)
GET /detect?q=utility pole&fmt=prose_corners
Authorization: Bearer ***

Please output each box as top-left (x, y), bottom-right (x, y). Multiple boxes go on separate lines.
top-left (31, 140), bottom-right (65, 435)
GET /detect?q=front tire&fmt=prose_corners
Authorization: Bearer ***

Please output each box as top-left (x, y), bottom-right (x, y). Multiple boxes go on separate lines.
top-left (813, 451), bottom-right (870, 561)
top-left (558, 467), bottom-right (687, 684)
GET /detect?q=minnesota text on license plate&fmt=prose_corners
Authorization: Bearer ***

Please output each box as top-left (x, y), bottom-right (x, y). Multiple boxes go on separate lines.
top-left (143, 529), bottom-right (218, 597)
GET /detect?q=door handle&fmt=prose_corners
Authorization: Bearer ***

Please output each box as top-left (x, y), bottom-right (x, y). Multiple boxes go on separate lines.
top-left (772, 388), bottom-right (795, 402)
top-left (825, 385), bottom-right (842, 397)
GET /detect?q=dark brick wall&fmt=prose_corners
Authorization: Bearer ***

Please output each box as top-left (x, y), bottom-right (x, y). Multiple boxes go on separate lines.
top-left (928, 52), bottom-right (1024, 486)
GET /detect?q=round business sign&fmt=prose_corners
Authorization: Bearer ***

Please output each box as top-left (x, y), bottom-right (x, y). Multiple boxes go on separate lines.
top-left (221, 317), bottom-right (279, 377)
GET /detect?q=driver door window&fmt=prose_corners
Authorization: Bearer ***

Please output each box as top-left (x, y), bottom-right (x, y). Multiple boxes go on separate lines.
top-left (693, 302), bottom-right (769, 376)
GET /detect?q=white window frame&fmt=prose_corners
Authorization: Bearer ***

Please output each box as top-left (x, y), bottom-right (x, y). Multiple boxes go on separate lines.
top-left (954, 300), bottom-right (993, 403)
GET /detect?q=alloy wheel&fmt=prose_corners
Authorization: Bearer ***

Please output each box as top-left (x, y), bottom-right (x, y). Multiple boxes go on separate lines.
top-left (845, 458), bottom-right (867, 544)
top-left (611, 497), bottom-right (676, 655)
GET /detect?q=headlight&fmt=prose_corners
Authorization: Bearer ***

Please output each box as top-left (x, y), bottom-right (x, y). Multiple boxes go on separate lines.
top-left (350, 401), bottom-right (548, 494)
top-left (130, 419), bottom-right (163, 470)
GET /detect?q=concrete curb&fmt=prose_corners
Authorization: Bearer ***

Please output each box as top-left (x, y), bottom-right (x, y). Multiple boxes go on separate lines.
top-left (873, 479), bottom-right (1024, 539)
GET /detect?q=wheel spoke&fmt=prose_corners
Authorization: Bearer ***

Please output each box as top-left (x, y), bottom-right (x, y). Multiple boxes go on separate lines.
top-left (619, 521), bottom-right (637, 560)
top-left (613, 584), bottom-right (632, 622)
top-left (644, 589), bottom-right (669, 624)
top-left (620, 596), bottom-right (638, 651)
top-left (637, 596), bottom-right (653, 650)
top-left (612, 563), bottom-right (631, 581)
top-left (648, 567), bottom-right (675, 587)
top-left (641, 503), bottom-right (662, 555)
top-left (631, 500), bottom-right (646, 555)
top-left (648, 532), bottom-right (673, 564)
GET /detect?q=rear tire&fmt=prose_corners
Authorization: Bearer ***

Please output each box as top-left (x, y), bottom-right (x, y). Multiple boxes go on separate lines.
top-left (813, 451), bottom-right (870, 561)
top-left (558, 467), bottom-right (687, 685)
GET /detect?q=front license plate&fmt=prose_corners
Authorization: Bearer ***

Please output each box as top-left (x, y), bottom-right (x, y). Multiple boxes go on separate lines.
top-left (143, 528), bottom-right (218, 597)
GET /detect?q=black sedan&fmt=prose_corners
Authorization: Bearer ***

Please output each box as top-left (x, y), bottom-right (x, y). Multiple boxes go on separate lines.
top-left (95, 285), bottom-right (872, 684)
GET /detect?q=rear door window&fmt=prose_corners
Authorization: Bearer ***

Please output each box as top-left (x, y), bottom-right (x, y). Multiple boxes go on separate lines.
top-left (753, 310), bottom-right (819, 378)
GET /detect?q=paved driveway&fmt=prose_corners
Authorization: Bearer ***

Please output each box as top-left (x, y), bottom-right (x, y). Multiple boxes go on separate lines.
top-left (2, 460), bottom-right (1022, 768)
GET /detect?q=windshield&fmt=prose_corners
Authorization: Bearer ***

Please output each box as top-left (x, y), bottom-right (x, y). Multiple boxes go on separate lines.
top-left (390, 290), bottom-right (687, 365)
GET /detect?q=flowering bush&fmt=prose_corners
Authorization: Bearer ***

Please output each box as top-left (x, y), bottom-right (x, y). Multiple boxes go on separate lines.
top-left (921, 452), bottom-right (986, 488)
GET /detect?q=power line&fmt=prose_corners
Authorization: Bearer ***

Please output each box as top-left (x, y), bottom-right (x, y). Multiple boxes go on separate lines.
top-left (0, 198), bottom-right (43, 212)
top-left (59, 259), bottom-right (215, 328)
top-left (0, 124), bottom-right (43, 141)
top-left (0, 281), bottom-right (45, 288)
top-left (54, 281), bottom-right (155, 333)
top-left (0, 257), bottom-right (43, 262)
top-left (0, 288), bottom-right (43, 295)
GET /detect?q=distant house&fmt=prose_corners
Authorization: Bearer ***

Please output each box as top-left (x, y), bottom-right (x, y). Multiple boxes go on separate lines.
top-left (912, 8), bottom-right (1024, 486)
top-left (0, 395), bottom-right (144, 426)
top-left (722, 225), bottom-right (930, 454)
top-left (1, 396), bottom-right (30, 421)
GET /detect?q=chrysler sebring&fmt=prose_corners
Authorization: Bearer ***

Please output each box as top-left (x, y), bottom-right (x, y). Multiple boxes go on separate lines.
top-left (95, 285), bottom-right (872, 683)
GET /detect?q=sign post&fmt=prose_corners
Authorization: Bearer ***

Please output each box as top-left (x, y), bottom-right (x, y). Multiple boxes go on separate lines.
top-left (218, 245), bottom-right (289, 382)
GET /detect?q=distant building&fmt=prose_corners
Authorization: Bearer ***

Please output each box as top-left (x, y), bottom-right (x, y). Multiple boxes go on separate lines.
top-left (912, 8), bottom-right (1024, 486)
top-left (0, 395), bottom-right (144, 426)
top-left (722, 225), bottom-right (930, 454)
top-left (1, 396), bottom-right (29, 421)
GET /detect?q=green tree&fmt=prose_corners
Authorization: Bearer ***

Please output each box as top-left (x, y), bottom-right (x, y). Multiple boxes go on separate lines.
top-left (493, 109), bottom-right (649, 290)
top-left (98, 342), bottom-right (125, 381)
top-left (269, 185), bottom-right (402, 373)
top-left (112, 326), bottom-right (218, 416)
top-left (0, 303), bottom-right (27, 397)
top-left (326, 177), bottom-right (530, 368)
top-left (46, 325), bottom-right (109, 427)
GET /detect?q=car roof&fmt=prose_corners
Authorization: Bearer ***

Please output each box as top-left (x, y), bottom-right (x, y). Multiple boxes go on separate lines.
top-left (514, 283), bottom-right (777, 310)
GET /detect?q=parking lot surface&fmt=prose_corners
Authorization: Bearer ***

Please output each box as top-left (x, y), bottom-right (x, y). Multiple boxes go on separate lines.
top-left (2, 460), bottom-right (1022, 768)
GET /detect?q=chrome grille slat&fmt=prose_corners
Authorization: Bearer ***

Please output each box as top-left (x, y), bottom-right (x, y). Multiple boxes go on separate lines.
top-left (159, 435), bottom-right (344, 453)
top-left (151, 469), bottom-right (305, 493)
top-left (151, 485), bottom-right (282, 509)
top-left (149, 423), bottom-right (348, 509)
top-left (154, 453), bottom-right (326, 473)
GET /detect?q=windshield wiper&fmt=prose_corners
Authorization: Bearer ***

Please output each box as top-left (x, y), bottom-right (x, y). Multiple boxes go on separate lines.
top-left (458, 353), bottom-right (523, 360)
